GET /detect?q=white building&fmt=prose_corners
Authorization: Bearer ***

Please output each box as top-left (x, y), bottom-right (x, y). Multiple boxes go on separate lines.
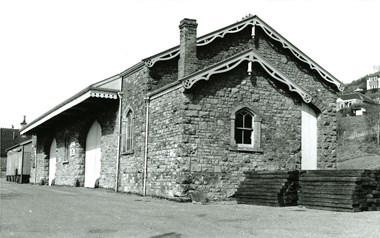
top-left (366, 72), bottom-right (380, 90)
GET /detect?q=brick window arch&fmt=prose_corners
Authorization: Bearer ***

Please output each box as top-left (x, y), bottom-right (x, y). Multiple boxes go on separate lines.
top-left (122, 106), bottom-right (134, 154)
top-left (230, 105), bottom-right (262, 152)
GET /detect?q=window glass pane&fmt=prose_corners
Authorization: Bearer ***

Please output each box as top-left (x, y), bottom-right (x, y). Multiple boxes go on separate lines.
top-left (243, 130), bottom-right (252, 144)
top-left (125, 111), bottom-right (133, 151)
top-left (236, 113), bottom-right (244, 127)
top-left (235, 129), bottom-right (243, 143)
top-left (244, 114), bottom-right (252, 128)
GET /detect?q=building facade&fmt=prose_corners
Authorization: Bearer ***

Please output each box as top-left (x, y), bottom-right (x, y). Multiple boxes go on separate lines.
top-left (366, 72), bottom-right (380, 90)
top-left (6, 138), bottom-right (35, 183)
top-left (21, 15), bottom-right (344, 199)
top-left (336, 93), bottom-right (375, 116)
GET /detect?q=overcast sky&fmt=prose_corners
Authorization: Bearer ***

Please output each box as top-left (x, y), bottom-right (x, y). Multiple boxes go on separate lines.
top-left (1, 0), bottom-right (379, 129)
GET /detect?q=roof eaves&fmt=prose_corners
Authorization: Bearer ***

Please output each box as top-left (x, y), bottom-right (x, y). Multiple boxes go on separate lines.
top-left (20, 87), bottom-right (118, 135)
top-left (119, 61), bottom-right (144, 77)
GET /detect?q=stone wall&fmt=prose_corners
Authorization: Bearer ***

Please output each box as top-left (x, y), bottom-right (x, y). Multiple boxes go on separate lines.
top-left (176, 64), bottom-right (302, 199)
top-left (254, 27), bottom-right (339, 168)
top-left (31, 101), bottom-right (119, 188)
top-left (31, 133), bottom-right (50, 184)
top-left (136, 23), bottom-right (339, 199)
top-left (147, 87), bottom-right (187, 197)
top-left (118, 68), bottom-right (149, 193)
top-left (147, 26), bottom-right (252, 92)
top-left (197, 26), bottom-right (252, 70)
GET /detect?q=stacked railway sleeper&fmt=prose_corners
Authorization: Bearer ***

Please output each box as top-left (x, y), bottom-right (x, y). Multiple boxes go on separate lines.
top-left (235, 170), bottom-right (299, 206)
top-left (298, 170), bottom-right (380, 212)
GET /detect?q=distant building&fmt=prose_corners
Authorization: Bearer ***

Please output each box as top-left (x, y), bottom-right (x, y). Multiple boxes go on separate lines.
top-left (0, 128), bottom-right (20, 171)
top-left (0, 116), bottom-right (31, 171)
top-left (336, 93), bottom-right (375, 116)
top-left (366, 72), bottom-right (380, 90)
top-left (6, 138), bottom-right (34, 183)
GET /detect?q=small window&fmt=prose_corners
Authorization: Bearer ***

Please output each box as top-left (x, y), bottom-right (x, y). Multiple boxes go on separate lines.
top-left (230, 106), bottom-right (262, 152)
top-left (122, 108), bottom-right (134, 153)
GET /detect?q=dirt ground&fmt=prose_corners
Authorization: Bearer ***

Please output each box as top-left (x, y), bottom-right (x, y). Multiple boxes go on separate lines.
top-left (1, 179), bottom-right (379, 238)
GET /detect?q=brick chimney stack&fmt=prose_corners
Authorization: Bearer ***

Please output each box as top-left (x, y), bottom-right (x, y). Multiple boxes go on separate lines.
top-left (178, 18), bottom-right (198, 79)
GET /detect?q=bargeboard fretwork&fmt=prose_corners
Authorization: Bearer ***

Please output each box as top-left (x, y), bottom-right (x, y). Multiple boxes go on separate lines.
top-left (254, 17), bottom-right (344, 92)
top-left (182, 48), bottom-right (313, 104)
top-left (143, 16), bottom-right (258, 68)
top-left (143, 15), bottom-right (344, 92)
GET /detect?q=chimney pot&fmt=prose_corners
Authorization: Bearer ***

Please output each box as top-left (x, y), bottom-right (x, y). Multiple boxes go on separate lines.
top-left (20, 115), bottom-right (27, 128)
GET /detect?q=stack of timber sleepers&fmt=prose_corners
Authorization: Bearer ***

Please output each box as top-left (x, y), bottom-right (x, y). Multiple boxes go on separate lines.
top-left (236, 170), bottom-right (299, 206)
top-left (298, 170), bottom-right (380, 212)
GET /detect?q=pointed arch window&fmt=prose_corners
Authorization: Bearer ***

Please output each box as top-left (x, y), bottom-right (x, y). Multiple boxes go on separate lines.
top-left (235, 110), bottom-right (253, 145)
top-left (122, 108), bottom-right (134, 154)
top-left (230, 106), bottom-right (262, 152)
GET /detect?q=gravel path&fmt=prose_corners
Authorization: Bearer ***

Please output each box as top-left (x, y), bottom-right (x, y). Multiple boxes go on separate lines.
top-left (1, 179), bottom-right (379, 238)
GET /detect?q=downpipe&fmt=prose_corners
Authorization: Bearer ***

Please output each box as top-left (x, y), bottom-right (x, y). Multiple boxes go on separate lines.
top-left (115, 91), bottom-right (123, 192)
top-left (143, 96), bottom-right (150, 196)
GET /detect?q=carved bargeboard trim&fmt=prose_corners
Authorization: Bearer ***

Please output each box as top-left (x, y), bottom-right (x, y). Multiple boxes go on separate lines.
top-left (143, 15), bottom-right (344, 92)
top-left (254, 17), bottom-right (344, 92)
top-left (143, 16), bottom-right (257, 67)
top-left (182, 49), bottom-right (312, 104)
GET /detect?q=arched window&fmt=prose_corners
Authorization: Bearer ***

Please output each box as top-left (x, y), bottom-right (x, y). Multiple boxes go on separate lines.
top-left (235, 109), bottom-right (253, 145)
top-left (122, 108), bottom-right (134, 153)
top-left (230, 106), bottom-right (262, 152)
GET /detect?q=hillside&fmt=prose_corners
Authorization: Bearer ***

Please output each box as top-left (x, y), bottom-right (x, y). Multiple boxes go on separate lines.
top-left (344, 76), bottom-right (367, 92)
top-left (336, 114), bottom-right (380, 169)
top-left (343, 71), bottom-right (380, 100)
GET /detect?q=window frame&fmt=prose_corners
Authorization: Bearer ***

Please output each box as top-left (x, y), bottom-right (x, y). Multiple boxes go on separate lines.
top-left (122, 106), bottom-right (134, 154)
top-left (229, 105), bottom-right (262, 153)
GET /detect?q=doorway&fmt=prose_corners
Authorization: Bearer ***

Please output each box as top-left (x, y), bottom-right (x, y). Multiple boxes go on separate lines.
top-left (84, 121), bottom-right (102, 188)
top-left (301, 102), bottom-right (318, 170)
top-left (49, 138), bottom-right (57, 186)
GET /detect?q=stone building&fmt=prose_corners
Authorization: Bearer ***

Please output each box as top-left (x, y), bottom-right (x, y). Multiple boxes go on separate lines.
top-left (21, 15), bottom-right (344, 199)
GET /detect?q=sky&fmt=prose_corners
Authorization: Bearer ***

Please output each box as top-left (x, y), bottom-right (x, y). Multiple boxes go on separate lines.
top-left (0, 0), bottom-right (379, 129)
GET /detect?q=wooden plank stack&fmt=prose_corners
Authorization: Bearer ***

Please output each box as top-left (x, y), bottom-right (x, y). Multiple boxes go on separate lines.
top-left (298, 170), bottom-right (380, 212)
top-left (235, 170), bottom-right (299, 206)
